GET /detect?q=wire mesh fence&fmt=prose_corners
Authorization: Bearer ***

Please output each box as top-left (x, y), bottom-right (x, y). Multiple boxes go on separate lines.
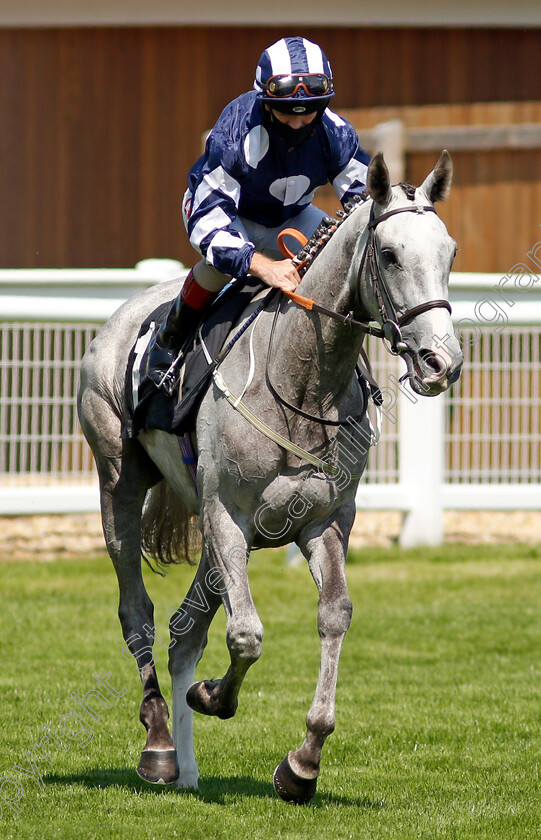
top-left (0, 322), bottom-right (540, 491)
top-left (0, 322), bottom-right (99, 484)
top-left (446, 326), bottom-right (541, 485)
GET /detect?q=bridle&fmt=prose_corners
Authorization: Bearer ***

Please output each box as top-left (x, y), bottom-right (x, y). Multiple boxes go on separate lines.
top-left (267, 199), bottom-right (453, 424)
top-left (358, 203), bottom-right (452, 355)
top-left (210, 197), bottom-right (455, 472)
top-left (277, 200), bottom-right (452, 357)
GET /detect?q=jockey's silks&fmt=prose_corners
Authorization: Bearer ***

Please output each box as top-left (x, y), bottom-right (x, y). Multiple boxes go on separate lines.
top-left (184, 91), bottom-right (370, 281)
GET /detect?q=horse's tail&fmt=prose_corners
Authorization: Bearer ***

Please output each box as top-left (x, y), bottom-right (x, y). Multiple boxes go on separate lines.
top-left (141, 480), bottom-right (201, 569)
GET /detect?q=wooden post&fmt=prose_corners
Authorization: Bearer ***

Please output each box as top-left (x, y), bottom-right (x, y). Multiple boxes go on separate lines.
top-left (371, 120), bottom-right (405, 184)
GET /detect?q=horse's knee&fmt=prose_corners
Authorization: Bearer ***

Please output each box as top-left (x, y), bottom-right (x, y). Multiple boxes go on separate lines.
top-left (168, 607), bottom-right (196, 643)
top-left (168, 600), bottom-right (215, 671)
top-left (318, 594), bottom-right (352, 638)
top-left (226, 617), bottom-right (263, 664)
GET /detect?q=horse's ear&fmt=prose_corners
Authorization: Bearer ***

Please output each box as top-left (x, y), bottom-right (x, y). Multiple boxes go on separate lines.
top-left (420, 150), bottom-right (453, 203)
top-left (366, 152), bottom-right (392, 206)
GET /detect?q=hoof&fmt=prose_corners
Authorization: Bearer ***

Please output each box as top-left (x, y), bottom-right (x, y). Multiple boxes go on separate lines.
top-left (136, 749), bottom-right (179, 785)
top-left (273, 755), bottom-right (317, 804)
top-left (186, 680), bottom-right (237, 719)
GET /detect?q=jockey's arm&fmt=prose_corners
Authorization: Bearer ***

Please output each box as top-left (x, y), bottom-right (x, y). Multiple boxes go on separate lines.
top-left (248, 252), bottom-right (301, 293)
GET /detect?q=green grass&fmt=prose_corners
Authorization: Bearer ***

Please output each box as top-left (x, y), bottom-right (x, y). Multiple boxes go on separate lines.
top-left (1, 542), bottom-right (541, 839)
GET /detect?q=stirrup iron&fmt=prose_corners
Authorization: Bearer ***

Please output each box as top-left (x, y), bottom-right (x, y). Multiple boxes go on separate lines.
top-left (156, 350), bottom-right (184, 396)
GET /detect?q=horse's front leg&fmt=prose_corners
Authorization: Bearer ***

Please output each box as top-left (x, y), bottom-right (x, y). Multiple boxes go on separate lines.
top-left (185, 503), bottom-right (263, 721)
top-left (168, 549), bottom-right (222, 788)
top-left (274, 506), bottom-right (354, 804)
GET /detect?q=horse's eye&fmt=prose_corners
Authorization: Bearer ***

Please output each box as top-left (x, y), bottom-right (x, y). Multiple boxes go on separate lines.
top-left (381, 248), bottom-right (399, 267)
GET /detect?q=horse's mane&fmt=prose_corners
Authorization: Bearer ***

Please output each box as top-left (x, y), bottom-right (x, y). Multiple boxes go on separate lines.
top-left (295, 182), bottom-right (421, 275)
top-left (398, 182), bottom-right (417, 200)
top-left (293, 193), bottom-right (369, 277)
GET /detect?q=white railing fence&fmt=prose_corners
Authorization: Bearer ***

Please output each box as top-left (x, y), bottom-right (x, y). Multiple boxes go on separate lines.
top-left (0, 263), bottom-right (540, 546)
top-left (0, 259), bottom-right (187, 515)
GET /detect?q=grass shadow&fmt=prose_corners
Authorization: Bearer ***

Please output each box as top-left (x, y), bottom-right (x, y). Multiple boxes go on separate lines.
top-left (197, 775), bottom-right (384, 808)
top-left (43, 768), bottom-right (155, 793)
top-left (43, 768), bottom-right (384, 809)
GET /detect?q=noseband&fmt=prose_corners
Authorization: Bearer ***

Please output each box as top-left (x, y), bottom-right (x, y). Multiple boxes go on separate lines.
top-left (358, 203), bottom-right (452, 355)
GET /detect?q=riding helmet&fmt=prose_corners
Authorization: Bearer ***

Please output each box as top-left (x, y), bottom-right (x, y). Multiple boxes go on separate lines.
top-left (254, 37), bottom-right (334, 114)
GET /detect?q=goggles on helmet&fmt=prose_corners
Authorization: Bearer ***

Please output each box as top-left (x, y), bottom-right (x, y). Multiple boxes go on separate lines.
top-left (261, 73), bottom-right (332, 99)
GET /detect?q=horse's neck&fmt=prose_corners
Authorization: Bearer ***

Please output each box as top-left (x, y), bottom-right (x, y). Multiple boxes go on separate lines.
top-left (268, 208), bottom-right (370, 415)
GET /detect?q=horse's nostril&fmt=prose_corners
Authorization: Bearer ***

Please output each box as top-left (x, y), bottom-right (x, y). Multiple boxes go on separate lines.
top-left (419, 349), bottom-right (446, 378)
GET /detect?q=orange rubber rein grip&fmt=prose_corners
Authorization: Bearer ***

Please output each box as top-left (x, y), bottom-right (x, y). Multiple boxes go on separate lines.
top-left (276, 222), bottom-right (383, 337)
top-left (276, 227), bottom-right (315, 311)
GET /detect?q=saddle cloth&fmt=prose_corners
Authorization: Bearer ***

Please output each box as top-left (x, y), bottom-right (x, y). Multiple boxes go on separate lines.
top-left (124, 277), bottom-right (270, 439)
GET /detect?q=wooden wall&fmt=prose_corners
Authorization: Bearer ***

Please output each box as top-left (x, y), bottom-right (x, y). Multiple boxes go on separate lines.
top-left (0, 26), bottom-right (539, 270)
top-left (319, 102), bottom-right (541, 273)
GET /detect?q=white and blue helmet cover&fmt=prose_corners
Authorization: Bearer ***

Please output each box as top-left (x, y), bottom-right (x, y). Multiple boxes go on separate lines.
top-left (254, 37), bottom-right (334, 105)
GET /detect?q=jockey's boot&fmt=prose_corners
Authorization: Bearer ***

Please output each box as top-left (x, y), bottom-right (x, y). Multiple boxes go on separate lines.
top-left (146, 269), bottom-right (217, 393)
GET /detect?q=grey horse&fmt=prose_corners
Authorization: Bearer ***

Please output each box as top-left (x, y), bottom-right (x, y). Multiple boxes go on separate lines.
top-left (77, 151), bottom-right (463, 803)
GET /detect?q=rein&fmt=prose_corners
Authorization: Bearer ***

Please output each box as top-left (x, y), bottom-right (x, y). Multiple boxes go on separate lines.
top-left (279, 201), bottom-right (452, 355)
top-left (265, 198), bottom-right (453, 425)
top-left (212, 369), bottom-right (365, 479)
top-left (212, 195), bottom-right (452, 474)
top-left (277, 200), bottom-right (386, 341)
top-left (281, 288), bottom-right (385, 337)
top-left (360, 204), bottom-right (452, 355)
top-left (265, 297), bottom-right (371, 427)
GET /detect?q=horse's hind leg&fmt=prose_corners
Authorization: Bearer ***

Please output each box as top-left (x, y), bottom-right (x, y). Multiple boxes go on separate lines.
top-left (273, 508), bottom-right (354, 804)
top-left (84, 411), bottom-right (179, 784)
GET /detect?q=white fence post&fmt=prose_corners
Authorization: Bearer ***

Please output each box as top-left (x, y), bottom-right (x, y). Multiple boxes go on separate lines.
top-left (398, 388), bottom-right (445, 547)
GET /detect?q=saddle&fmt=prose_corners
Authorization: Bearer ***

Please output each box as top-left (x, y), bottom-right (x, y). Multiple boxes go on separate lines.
top-left (124, 277), bottom-right (272, 440)
top-left (123, 273), bottom-right (382, 488)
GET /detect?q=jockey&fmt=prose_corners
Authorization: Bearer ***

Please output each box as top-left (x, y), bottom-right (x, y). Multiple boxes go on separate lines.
top-left (147, 35), bottom-right (370, 390)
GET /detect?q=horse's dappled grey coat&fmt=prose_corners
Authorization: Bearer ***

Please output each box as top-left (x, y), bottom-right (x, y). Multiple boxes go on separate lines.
top-left (77, 151), bottom-right (462, 801)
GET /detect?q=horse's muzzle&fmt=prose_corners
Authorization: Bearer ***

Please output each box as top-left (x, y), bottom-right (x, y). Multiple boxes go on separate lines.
top-left (405, 346), bottom-right (463, 396)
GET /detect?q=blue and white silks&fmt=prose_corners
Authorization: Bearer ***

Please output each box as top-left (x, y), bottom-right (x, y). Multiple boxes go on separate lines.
top-left (183, 92), bottom-right (370, 280)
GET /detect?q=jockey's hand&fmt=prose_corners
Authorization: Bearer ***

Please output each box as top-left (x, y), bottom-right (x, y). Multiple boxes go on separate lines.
top-left (249, 253), bottom-right (301, 293)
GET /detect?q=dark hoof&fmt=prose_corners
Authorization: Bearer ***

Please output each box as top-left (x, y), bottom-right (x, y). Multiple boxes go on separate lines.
top-left (186, 680), bottom-right (237, 719)
top-left (273, 755), bottom-right (317, 804)
top-left (136, 749), bottom-right (179, 785)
